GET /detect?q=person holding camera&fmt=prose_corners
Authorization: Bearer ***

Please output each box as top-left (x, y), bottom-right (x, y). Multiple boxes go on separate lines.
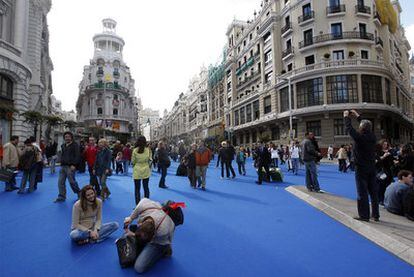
top-left (301, 132), bottom-right (322, 192)
top-left (344, 110), bottom-right (379, 222)
top-left (124, 198), bottom-right (175, 273)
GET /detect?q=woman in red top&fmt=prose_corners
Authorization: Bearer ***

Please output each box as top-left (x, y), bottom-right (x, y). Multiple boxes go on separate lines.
top-left (122, 144), bottom-right (132, 176)
top-left (84, 137), bottom-right (99, 195)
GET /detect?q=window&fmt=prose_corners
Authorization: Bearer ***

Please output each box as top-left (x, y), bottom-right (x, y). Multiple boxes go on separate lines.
top-left (385, 78), bottom-right (391, 105)
top-left (271, 127), bottom-right (280, 140)
top-left (331, 23), bottom-right (343, 39)
top-left (287, 64), bottom-right (293, 72)
top-left (113, 109), bottom-right (118, 115)
top-left (246, 104), bottom-right (252, 122)
top-left (305, 55), bottom-right (315, 65)
top-left (333, 50), bottom-right (344, 60)
top-left (285, 16), bottom-right (290, 25)
top-left (306, 121), bottom-right (321, 137)
top-left (296, 78), bottom-right (323, 108)
top-left (326, 75), bottom-right (358, 104)
top-left (359, 23), bottom-right (367, 38)
top-left (253, 100), bottom-right (260, 120)
top-left (264, 96), bottom-right (272, 114)
top-left (227, 82), bottom-right (232, 92)
top-left (286, 39), bottom-right (292, 50)
top-left (265, 71), bottom-right (273, 84)
top-left (252, 131), bottom-right (257, 143)
top-left (249, 33), bottom-right (253, 40)
top-left (304, 29), bottom-right (313, 46)
top-left (0, 2), bottom-right (15, 43)
top-left (240, 107), bottom-right (245, 124)
top-left (97, 108), bottom-right (103, 115)
top-left (329, 0), bottom-right (340, 7)
top-left (280, 86), bottom-right (289, 112)
top-left (234, 110), bottom-right (239, 126)
top-left (361, 50), bottom-right (369, 59)
top-left (303, 3), bottom-right (311, 16)
top-left (334, 119), bottom-right (345, 135)
top-left (0, 75), bottom-right (13, 100)
top-left (265, 50), bottom-right (272, 65)
top-left (264, 32), bottom-right (271, 44)
top-left (362, 75), bottom-right (383, 103)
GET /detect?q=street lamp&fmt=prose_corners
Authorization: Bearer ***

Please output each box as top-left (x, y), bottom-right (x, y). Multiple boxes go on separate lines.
top-left (278, 76), bottom-right (293, 141)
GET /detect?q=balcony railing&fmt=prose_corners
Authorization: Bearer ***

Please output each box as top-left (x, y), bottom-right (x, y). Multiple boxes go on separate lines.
top-left (281, 22), bottom-right (292, 34)
top-left (282, 47), bottom-right (293, 59)
top-left (326, 4), bottom-right (346, 14)
top-left (298, 11), bottom-right (315, 23)
top-left (236, 71), bottom-right (261, 90)
top-left (278, 59), bottom-right (385, 79)
top-left (299, 31), bottom-right (374, 48)
top-left (355, 5), bottom-right (371, 14)
top-left (375, 37), bottom-right (383, 48)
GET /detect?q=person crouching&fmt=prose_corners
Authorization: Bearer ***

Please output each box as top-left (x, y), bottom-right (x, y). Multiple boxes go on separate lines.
top-left (124, 198), bottom-right (175, 273)
top-left (70, 185), bottom-right (119, 245)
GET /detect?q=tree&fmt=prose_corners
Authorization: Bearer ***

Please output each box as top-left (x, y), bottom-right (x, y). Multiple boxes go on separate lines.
top-left (21, 110), bottom-right (43, 138)
top-left (43, 115), bottom-right (63, 141)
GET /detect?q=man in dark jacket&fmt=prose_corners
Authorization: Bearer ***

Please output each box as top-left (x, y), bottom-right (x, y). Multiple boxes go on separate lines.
top-left (344, 110), bottom-right (379, 222)
top-left (301, 132), bottom-right (322, 192)
top-left (255, 142), bottom-right (271, 185)
top-left (55, 132), bottom-right (81, 203)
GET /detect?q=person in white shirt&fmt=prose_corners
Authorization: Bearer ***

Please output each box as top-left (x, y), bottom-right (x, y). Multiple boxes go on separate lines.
top-left (290, 141), bottom-right (301, 175)
top-left (270, 143), bottom-right (279, 168)
top-left (327, 145), bottom-right (334, 160)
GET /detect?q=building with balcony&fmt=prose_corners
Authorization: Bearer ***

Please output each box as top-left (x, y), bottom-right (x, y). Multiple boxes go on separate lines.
top-left (0, 0), bottom-right (54, 143)
top-left (225, 0), bottom-right (413, 150)
top-left (76, 19), bottom-right (139, 141)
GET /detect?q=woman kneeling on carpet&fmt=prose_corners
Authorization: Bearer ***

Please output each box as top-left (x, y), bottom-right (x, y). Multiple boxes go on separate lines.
top-left (70, 185), bottom-right (119, 245)
top-left (124, 198), bottom-right (175, 273)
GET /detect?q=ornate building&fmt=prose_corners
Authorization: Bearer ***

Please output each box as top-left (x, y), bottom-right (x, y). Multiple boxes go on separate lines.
top-left (225, 0), bottom-right (413, 150)
top-left (0, 0), bottom-right (53, 142)
top-left (76, 19), bottom-right (139, 140)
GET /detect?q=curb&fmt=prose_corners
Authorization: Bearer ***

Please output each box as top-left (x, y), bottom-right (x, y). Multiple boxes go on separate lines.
top-left (285, 186), bottom-right (414, 266)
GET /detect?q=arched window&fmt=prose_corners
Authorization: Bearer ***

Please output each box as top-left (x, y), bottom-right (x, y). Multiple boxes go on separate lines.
top-left (0, 74), bottom-right (13, 100)
top-left (113, 108), bottom-right (118, 115)
top-left (97, 108), bottom-right (103, 115)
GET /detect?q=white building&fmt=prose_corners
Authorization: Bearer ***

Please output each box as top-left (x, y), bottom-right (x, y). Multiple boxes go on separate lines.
top-left (76, 19), bottom-right (139, 141)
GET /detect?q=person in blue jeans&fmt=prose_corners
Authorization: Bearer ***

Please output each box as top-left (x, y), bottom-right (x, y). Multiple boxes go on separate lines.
top-left (124, 198), bottom-right (175, 273)
top-left (70, 185), bottom-right (119, 245)
top-left (301, 132), bottom-right (323, 192)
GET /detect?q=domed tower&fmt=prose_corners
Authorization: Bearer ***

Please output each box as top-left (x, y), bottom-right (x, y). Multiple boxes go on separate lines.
top-left (76, 19), bottom-right (139, 139)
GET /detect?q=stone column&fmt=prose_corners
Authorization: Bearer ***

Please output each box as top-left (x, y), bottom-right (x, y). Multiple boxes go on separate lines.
top-left (14, 0), bottom-right (29, 53)
top-left (357, 74), bottom-right (363, 103)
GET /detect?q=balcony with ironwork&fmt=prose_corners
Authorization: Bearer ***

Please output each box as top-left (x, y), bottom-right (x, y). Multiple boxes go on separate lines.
top-left (281, 22), bottom-right (292, 37)
top-left (299, 31), bottom-right (374, 49)
top-left (326, 4), bottom-right (346, 16)
top-left (282, 47), bottom-right (294, 60)
top-left (236, 70), bottom-right (261, 91)
top-left (298, 11), bottom-right (315, 26)
top-left (375, 37), bottom-right (383, 50)
top-left (355, 5), bottom-right (371, 16)
top-left (373, 12), bottom-right (381, 26)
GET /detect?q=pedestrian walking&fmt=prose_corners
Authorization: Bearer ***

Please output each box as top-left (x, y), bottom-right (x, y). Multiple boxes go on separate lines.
top-left (93, 139), bottom-right (112, 201)
top-left (236, 146), bottom-right (247, 175)
top-left (336, 145), bottom-right (348, 173)
top-left (122, 143), bottom-right (132, 176)
top-left (185, 143), bottom-right (197, 188)
top-left (45, 140), bottom-right (58, 174)
top-left (255, 142), bottom-right (271, 185)
top-left (131, 136), bottom-right (152, 205)
top-left (54, 132), bottom-right (81, 203)
top-left (84, 137), bottom-right (99, 195)
top-left (18, 139), bottom-right (39, 194)
top-left (195, 141), bottom-right (211, 190)
top-left (290, 141), bottom-right (300, 175)
top-left (344, 110), bottom-right (379, 222)
top-left (115, 152), bottom-right (124, 174)
top-left (157, 141), bottom-right (170, 188)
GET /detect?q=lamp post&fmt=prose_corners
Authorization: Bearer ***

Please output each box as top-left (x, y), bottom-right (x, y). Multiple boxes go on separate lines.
top-left (278, 76), bottom-right (293, 141)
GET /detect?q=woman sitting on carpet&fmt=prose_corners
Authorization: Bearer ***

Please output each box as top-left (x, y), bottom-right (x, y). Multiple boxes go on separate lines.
top-left (70, 185), bottom-right (119, 245)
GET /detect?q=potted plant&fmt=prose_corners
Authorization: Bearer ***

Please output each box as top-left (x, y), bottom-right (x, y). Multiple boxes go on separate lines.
top-left (323, 53), bottom-right (330, 59)
top-left (349, 51), bottom-right (355, 58)
top-left (281, 69), bottom-right (286, 74)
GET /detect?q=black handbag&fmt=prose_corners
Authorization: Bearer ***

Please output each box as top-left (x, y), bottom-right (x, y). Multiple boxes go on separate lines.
top-left (115, 234), bottom-right (139, 268)
top-left (0, 168), bottom-right (15, 182)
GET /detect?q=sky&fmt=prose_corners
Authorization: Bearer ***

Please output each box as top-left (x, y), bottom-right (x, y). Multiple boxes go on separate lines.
top-left (48, 0), bottom-right (414, 114)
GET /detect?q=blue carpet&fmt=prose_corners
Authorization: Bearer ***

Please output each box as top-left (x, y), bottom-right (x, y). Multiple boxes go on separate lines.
top-left (0, 159), bottom-right (413, 276)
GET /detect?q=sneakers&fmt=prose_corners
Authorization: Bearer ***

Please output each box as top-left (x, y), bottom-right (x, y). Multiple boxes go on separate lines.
top-left (159, 185), bottom-right (168, 189)
top-left (353, 216), bottom-right (369, 222)
top-left (54, 197), bottom-right (65, 203)
top-left (201, 187), bottom-right (206, 191)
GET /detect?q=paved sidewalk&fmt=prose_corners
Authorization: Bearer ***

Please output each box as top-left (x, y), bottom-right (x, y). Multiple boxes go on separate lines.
top-left (286, 185), bottom-right (414, 266)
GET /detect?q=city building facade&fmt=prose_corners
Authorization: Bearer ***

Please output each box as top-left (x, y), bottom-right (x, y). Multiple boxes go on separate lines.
top-left (76, 19), bottom-right (139, 141)
top-left (0, 0), bottom-right (53, 143)
top-left (224, 0), bottom-right (413, 152)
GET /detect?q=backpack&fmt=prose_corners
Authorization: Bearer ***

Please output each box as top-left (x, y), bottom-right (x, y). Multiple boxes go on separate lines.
top-left (162, 201), bottom-right (185, 226)
top-left (20, 148), bottom-right (36, 170)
